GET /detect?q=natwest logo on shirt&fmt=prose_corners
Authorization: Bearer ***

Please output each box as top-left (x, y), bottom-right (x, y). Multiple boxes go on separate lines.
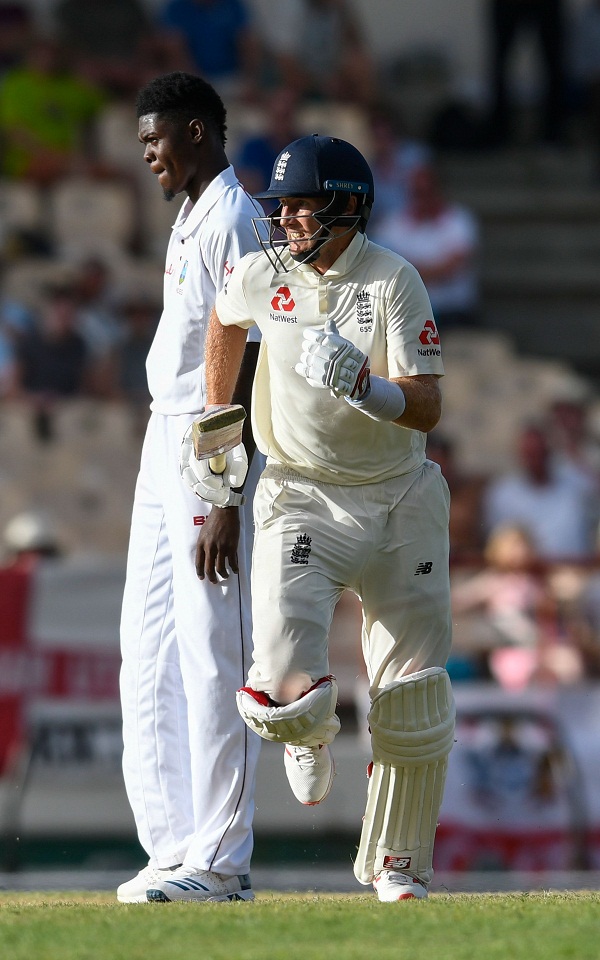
top-left (419, 319), bottom-right (440, 346)
top-left (271, 286), bottom-right (295, 312)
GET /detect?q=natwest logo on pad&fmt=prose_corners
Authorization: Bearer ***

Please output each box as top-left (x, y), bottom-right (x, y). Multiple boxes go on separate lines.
top-left (271, 286), bottom-right (295, 312)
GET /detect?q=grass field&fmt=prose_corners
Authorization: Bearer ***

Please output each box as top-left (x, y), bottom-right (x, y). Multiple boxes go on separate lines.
top-left (0, 891), bottom-right (599, 960)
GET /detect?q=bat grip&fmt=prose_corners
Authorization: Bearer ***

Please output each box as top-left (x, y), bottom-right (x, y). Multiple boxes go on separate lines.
top-left (209, 453), bottom-right (227, 474)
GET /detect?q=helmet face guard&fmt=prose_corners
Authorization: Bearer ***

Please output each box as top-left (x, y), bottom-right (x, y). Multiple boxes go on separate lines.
top-left (252, 136), bottom-right (374, 273)
top-left (252, 187), bottom-right (371, 273)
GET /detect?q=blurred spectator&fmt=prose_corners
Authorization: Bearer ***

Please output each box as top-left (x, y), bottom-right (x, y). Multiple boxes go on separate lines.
top-left (111, 295), bottom-right (158, 433)
top-left (0, 278), bottom-right (35, 396)
top-left (0, 35), bottom-right (107, 184)
top-left (574, 552), bottom-right (600, 677)
top-left (486, 0), bottom-right (567, 146)
top-left (72, 258), bottom-right (124, 359)
top-left (367, 102), bottom-right (431, 231)
top-left (70, 258), bottom-right (126, 399)
top-left (265, 0), bottom-right (377, 105)
top-left (483, 422), bottom-right (599, 560)
top-left (0, 2), bottom-right (32, 78)
top-left (157, 0), bottom-right (263, 102)
top-left (52, 0), bottom-right (153, 97)
top-left (546, 389), bottom-right (600, 499)
top-left (2, 509), bottom-right (64, 563)
top-left (571, 0), bottom-right (600, 179)
top-left (234, 86), bottom-right (302, 203)
top-left (451, 523), bottom-right (584, 689)
top-left (6, 283), bottom-right (96, 440)
top-left (372, 164), bottom-right (480, 329)
top-left (426, 431), bottom-right (487, 561)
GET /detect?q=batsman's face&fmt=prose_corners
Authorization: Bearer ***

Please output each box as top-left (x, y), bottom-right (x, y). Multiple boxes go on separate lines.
top-left (278, 196), bottom-right (326, 257)
top-left (138, 114), bottom-right (200, 201)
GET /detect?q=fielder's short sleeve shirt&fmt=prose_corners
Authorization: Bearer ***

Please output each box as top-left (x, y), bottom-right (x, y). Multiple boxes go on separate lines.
top-left (215, 232), bottom-right (444, 484)
top-left (146, 165), bottom-right (261, 415)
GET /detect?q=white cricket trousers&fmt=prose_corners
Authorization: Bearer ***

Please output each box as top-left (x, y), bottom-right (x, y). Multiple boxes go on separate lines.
top-left (120, 412), bottom-right (261, 874)
top-left (249, 459), bottom-right (452, 699)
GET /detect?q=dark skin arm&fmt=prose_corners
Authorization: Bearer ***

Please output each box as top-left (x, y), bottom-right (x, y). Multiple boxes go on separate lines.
top-left (195, 338), bottom-right (258, 583)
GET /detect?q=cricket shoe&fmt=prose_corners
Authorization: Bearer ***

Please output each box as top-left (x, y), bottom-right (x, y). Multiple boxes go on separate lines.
top-left (146, 867), bottom-right (254, 902)
top-left (117, 864), bottom-right (182, 903)
top-left (373, 870), bottom-right (428, 902)
top-left (284, 743), bottom-right (335, 804)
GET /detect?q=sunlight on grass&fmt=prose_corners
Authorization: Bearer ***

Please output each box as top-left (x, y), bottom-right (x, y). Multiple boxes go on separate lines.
top-left (1, 891), bottom-right (599, 960)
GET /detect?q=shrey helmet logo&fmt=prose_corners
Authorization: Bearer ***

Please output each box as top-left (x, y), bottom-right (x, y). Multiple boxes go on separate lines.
top-left (419, 319), bottom-right (440, 346)
top-left (271, 286), bottom-right (295, 311)
top-left (274, 151), bottom-right (291, 182)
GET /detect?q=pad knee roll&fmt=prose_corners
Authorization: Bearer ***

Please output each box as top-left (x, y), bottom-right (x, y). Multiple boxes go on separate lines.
top-left (236, 676), bottom-right (341, 746)
top-left (354, 666), bottom-right (455, 885)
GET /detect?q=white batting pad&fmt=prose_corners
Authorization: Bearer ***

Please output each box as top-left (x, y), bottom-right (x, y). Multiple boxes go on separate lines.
top-left (236, 677), bottom-right (341, 746)
top-left (353, 667), bottom-right (455, 885)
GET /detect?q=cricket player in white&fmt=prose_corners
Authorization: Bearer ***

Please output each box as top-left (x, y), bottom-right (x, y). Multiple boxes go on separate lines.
top-left (180, 135), bottom-right (455, 904)
top-left (118, 73), bottom-right (262, 904)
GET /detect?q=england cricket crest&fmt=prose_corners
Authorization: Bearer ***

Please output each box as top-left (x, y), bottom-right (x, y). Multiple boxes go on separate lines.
top-left (290, 533), bottom-right (312, 565)
top-left (274, 151), bottom-right (291, 182)
top-left (357, 290), bottom-right (372, 331)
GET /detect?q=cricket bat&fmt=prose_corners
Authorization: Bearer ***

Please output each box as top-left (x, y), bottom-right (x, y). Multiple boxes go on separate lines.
top-left (191, 404), bottom-right (247, 474)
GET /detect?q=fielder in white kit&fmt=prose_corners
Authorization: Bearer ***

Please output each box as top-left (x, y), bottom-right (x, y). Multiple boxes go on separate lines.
top-left (182, 135), bottom-right (455, 903)
top-left (118, 72), bottom-right (263, 904)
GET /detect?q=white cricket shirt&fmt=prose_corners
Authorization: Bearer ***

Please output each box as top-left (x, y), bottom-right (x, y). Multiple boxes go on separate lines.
top-left (215, 232), bottom-right (445, 484)
top-left (146, 165), bottom-right (262, 415)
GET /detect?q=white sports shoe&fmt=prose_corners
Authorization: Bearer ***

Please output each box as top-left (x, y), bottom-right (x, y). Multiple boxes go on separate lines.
top-left (146, 867), bottom-right (254, 902)
top-left (373, 870), bottom-right (429, 902)
top-left (117, 864), bottom-right (182, 903)
top-left (284, 743), bottom-right (335, 805)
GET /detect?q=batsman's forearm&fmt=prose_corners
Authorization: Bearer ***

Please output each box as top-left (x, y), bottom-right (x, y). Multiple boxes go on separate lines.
top-left (233, 341), bottom-right (259, 469)
top-left (205, 309), bottom-right (248, 405)
top-left (392, 374), bottom-right (442, 432)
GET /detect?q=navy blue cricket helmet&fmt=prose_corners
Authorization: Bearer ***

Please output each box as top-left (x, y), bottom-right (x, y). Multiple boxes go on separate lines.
top-left (251, 134), bottom-right (375, 270)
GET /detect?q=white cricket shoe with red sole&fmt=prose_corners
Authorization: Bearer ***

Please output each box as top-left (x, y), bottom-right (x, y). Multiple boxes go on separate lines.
top-left (373, 870), bottom-right (429, 902)
top-left (284, 743), bottom-right (335, 804)
top-left (146, 867), bottom-right (254, 902)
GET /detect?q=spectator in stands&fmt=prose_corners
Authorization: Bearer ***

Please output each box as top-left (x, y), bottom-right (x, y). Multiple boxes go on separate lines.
top-left (156, 0), bottom-right (263, 102)
top-left (452, 523), bottom-right (583, 689)
top-left (426, 431), bottom-right (487, 562)
top-left (2, 509), bottom-right (64, 563)
top-left (546, 387), bottom-right (600, 498)
top-left (571, 0), bottom-right (600, 180)
top-left (71, 257), bottom-right (124, 380)
top-left (69, 258), bottom-right (127, 400)
top-left (52, 0), bottom-right (152, 97)
top-left (372, 164), bottom-right (480, 329)
top-left (235, 87), bottom-right (300, 192)
top-left (0, 35), bottom-right (107, 184)
top-left (483, 422), bottom-right (599, 560)
top-left (0, 275), bottom-right (35, 397)
top-left (367, 102), bottom-right (432, 232)
top-left (265, 0), bottom-right (377, 106)
top-left (6, 282), bottom-right (95, 440)
top-left (234, 86), bottom-right (302, 204)
top-left (111, 295), bottom-right (158, 434)
top-left (0, 2), bottom-right (32, 78)
top-left (486, 0), bottom-right (567, 146)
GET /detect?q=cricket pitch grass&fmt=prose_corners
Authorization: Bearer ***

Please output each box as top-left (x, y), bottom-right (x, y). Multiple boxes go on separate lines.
top-left (1, 890), bottom-right (599, 960)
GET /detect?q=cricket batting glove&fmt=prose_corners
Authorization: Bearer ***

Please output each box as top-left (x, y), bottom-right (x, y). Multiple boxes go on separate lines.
top-left (295, 319), bottom-right (370, 399)
top-left (180, 423), bottom-right (248, 507)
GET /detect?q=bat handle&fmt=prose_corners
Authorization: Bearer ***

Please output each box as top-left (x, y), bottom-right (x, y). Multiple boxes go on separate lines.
top-left (209, 453), bottom-right (227, 474)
